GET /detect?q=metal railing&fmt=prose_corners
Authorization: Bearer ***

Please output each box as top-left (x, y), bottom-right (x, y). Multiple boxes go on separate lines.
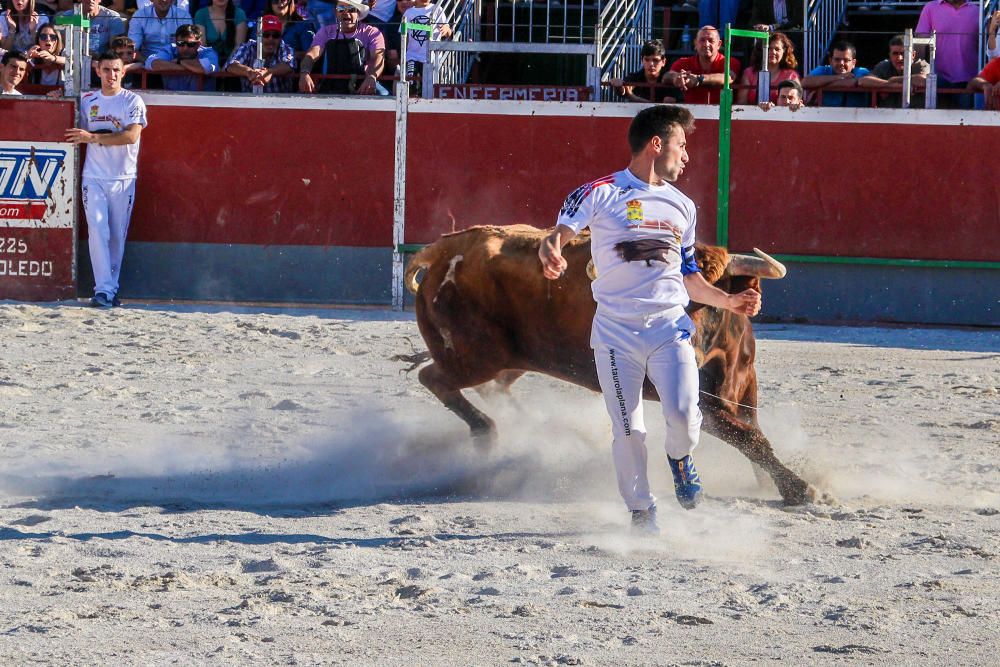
top-left (430, 0), bottom-right (482, 91)
top-left (480, 0), bottom-right (599, 43)
top-left (804, 0), bottom-right (847, 74)
top-left (596, 0), bottom-right (653, 99)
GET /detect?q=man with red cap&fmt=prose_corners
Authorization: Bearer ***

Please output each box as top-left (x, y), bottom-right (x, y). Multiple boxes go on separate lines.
top-left (226, 14), bottom-right (297, 92)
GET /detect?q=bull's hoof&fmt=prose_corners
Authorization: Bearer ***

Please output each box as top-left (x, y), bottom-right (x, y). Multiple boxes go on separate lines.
top-left (780, 479), bottom-right (837, 506)
top-left (471, 426), bottom-right (498, 451)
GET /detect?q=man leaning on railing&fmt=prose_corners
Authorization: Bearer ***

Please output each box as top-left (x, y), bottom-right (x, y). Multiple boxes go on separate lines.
top-left (226, 13), bottom-right (296, 92)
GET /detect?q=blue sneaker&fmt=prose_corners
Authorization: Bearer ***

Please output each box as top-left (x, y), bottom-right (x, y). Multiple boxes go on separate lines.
top-left (89, 293), bottom-right (113, 309)
top-left (668, 455), bottom-right (703, 509)
top-left (630, 505), bottom-right (660, 535)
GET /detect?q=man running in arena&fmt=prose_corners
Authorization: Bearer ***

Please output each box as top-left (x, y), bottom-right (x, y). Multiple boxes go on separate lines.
top-left (538, 105), bottom-right (761, 534)
top-left (65, 51), bottom-right (148, 309)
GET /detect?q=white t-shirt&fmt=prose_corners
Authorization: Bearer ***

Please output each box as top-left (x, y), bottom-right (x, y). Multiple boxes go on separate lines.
top-left (556, 168), bottom-right (700, 319)
top-left (80, 89), bottom-right (148, 180)
top-left (402, 4), bottom-right (447, 63)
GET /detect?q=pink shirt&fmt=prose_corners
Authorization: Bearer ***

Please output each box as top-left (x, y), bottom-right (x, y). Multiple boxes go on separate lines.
top-left (915, 0), bottom-right (980, 83)
top-left (742, 67), bottom-right (799, 104)
top-left (310, 22), bottom-right (385, 58)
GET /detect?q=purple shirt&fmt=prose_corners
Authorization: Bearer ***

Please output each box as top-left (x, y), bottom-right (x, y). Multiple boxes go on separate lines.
top-left (309, 22), bottom-right (385, 59)
top-left (915, 0), bottom-right (981, 83)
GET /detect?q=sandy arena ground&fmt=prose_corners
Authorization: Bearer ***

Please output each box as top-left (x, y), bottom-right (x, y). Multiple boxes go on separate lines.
top-left (0, 302), bottom-right (998, 665)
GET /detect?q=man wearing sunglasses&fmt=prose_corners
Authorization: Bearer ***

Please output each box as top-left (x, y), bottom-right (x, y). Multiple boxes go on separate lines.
top-left (128, 0), bottom-right (190, 62)
top-left (298, 0), bottom-right (388, 95)
top-left (226, 14), bottom-right (296, 92)
top-left (146, 23), bottom-right (220, 91)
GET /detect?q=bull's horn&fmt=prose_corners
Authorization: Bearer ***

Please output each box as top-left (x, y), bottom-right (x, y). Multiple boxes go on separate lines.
top-left (586, 259), bottom-right (598, 281)
top-left (727, 247), bottom-right (786, 279)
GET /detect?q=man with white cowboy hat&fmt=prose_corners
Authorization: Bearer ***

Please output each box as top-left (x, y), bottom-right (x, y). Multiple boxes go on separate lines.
top-left (298, 0), bottom-right (388, 95)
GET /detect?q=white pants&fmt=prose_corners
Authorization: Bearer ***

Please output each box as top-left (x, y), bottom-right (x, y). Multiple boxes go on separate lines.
top-left (83, 178), bottom-right (136, 298)
top-left (591, 308), bottom-right (702, 511)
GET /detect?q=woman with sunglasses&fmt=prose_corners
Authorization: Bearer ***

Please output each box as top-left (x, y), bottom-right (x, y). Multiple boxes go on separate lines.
top-left (1, 0), bottom-right (49, 53)
top-left (194, 0), bottom-right (248, 64)
top-left (252, 0), bottom-right (316, 61)
top-left (26, 22), bottom-right (64, 85)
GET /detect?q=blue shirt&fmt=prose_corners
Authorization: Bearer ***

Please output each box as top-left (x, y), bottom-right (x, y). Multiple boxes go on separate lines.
top-left (146, 44), bottom-right (220, 92)
top-left (807, 65), bottom-right (872, 107)
top-left (60, 7), bottom-right (124, 54)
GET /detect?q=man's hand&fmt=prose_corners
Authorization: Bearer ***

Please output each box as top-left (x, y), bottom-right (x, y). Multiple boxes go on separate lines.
top-left (727, 289), bottom-right (762, 317)
top-left (299, 72), bottom-right (315, 93)
top-left (539, 233), bottom-right (568, 280)
top-left (357, 73), bottom-right (378, 95)
top-left (64, 128), bottom-right (96, 145)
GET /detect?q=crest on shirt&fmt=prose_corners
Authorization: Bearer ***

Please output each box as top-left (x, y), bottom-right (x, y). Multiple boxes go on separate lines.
top-left (625, 199), bottom-right (643, 223)
top-left (89, 105), bottom-right (99, 119)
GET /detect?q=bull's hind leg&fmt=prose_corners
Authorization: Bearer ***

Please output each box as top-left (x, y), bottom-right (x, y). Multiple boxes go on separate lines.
top-left (700, 404), bottom-right (816, 505)
top-left (418, 362), bottom-right (499, 450)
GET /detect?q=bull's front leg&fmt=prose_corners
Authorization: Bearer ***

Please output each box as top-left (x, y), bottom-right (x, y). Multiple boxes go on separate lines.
top-left (700, 403), bottom-right (819, 505)
top-left (418, 363), bottom-right (498, 450)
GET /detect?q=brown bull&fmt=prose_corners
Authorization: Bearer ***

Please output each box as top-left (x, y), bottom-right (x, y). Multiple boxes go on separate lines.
top-left (404, 224), bottom-right (816, 505)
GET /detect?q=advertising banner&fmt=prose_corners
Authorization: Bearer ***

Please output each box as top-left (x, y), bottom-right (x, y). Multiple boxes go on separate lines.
top-left (0, 141), bottom-right (77, 301)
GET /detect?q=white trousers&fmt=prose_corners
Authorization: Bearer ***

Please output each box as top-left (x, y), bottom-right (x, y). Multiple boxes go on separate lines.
top-left (83, 177), bottom-right (136, 298)
top-left (591, 308), bottom-right (702, 511)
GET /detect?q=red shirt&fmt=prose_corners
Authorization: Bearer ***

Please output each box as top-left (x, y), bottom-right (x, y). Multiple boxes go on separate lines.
top-left (979, 57), bottom-right (1000, 84)
top-left (670, 52), bottom-right (742, 104)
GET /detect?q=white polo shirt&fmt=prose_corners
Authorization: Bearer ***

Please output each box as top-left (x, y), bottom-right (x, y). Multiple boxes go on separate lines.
top-left (556, 168), bottom-right (700, 319)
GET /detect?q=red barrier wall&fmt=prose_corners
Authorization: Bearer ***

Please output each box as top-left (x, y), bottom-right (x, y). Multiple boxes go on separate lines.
top-left (129, 103), bottom-right (396, 248)
top-left (403, 113), bottom-right (720, 245)
top-left (727, 120), bottom-right (999, 262)
top-left (3, 98), bottom-right (74, 142)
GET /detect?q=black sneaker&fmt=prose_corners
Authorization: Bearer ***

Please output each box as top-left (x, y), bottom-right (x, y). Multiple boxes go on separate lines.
top-left (630, 505), bottom-right (660, 535)
top-left (89, 293), bottom-right (113, 309)
top-left (111, 295), bottom-right (121, 307)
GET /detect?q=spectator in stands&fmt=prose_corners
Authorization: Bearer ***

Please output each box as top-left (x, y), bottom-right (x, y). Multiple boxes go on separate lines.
top-left (986, 9), bottom-right (999, 60)
top-left (1, 49), bottom-right (27, 94)
top-left (190, 0), bottom-right (265, 21)
top-left (736, 31), bottom-right (798, 105)
top-left (136, 0), bottom-right (191, 11)
top-left (146, 23), bottom-right (219, 90)
top-left (611, 39), bottom-right (682, 103)
top-left (254, 0), bottom-right (316, 61)
top-left (802, 41), bottom-right (870, 107)
top-left (128, 0), bottom-right (191, 62)
top-left (298, 0), bottom-right (386, 95)
top-left (2, 0), bottom-right (49, 53)
top-left (26, 23), bottom-right (63, 85)
top-left (698, 0), bottom-right (740, 44)
top-left (667, 25), bottom-right (740, 105)
top-left (969, 56), bottom-right (1000, 110)
top-left (401, 0), bottom-right (450, 94)
top-left (194, 0), bottom-right (248, 64)
top-left (226, 13), bottom-right (295, 91)
top-left (860, 35), bottom-right (930, 108)
top-left (363, 0), bottom-right (401, 76)
top-left (110, 34), bottom-right (144, 88)
top-left (60, 0), bottom-right (124, 56)
top-left (759, 78), bottom-right (804, 111)
top-left (744, 0), bottom-right (803, 34)
top-left (915, 0), bottom-right (979, 109)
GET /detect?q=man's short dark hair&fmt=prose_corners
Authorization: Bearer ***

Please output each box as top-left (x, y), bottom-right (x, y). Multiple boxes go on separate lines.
top-left (627, 105), bottom-right (694, 154)
top-left (176, 24), bottom-right (203, 41)
top-left (111, 34), bottom-right (136, 50)
top-left (95, 50), bottom-right (123, 65)
top-left (777, 79), bottom-right (803, 95)
top-left (2, 50), bottom-right (28, 66)
top-left (830, 41), bottom-right (856, 59)
top-left (889, 35), bottom-right (906, 49)
top-left (640, 39), bottom-right (666, 59)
